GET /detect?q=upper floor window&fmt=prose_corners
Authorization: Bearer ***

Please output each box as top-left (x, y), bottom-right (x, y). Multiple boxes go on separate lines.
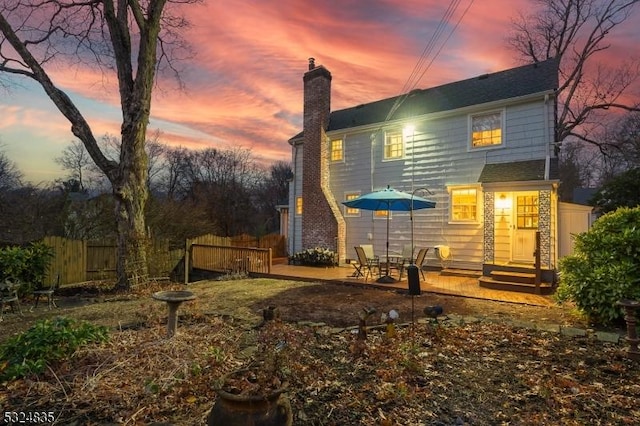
top-left (295, 196), bottom-right (303, 215)
top-left (344, 192), bottom-right (360, 216)
top-left (450, 187), bottom-right (478, 222)
top-left (330, 138), bottom-right (343, 162)
top-left (384, 131), bottom-right (404, 160)
top-left (471, 111), bottom-right (503, 148)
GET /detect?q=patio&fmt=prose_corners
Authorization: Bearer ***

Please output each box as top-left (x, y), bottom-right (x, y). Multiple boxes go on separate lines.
top-left (257, 261), bottom-right (555, 307)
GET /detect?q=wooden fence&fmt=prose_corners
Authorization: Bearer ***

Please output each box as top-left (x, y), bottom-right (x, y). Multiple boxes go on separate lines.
top-left (189, 244), bottom-right (272, 277)
top-left (43, 232), bottom-right (284, 285)
top-left (43, 236), bottom-right (181, 286)
top-left (231, 233), bottom-right (287, 257)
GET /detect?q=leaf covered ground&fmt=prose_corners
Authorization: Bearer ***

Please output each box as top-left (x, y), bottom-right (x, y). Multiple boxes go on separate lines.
top-left (1, 278), bottom-right (638, 425)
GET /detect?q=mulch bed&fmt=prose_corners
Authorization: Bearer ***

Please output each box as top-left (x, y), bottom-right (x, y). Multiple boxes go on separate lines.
top-left (2, 309), bottom-right (638, 425)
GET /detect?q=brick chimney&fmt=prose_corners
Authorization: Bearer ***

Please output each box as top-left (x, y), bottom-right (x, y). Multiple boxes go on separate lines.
top-left (301, 58), bottom-right (344, 257)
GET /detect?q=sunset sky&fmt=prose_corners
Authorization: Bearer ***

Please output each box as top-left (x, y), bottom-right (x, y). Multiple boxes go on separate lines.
top-left (1, 0), bottom-right (639, 184)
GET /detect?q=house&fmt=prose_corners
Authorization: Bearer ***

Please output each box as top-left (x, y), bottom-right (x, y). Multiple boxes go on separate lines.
top-left (287, 57), bottom-right (591, 293)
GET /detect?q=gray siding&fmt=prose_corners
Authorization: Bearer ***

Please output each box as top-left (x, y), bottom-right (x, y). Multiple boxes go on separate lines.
top-left (326, 98), bottom-right (552, 269)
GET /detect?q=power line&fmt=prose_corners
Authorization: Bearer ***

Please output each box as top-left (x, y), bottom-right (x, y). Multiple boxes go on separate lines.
top-left (385, 0), bottom-right (475, 122)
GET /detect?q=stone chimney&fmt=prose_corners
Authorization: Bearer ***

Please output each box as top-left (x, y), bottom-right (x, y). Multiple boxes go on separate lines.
top-left (301, 59), bottom-right (343, 255)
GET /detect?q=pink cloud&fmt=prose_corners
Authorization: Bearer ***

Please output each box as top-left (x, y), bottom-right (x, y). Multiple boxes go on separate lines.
top-left (2, 0), bottom-right (639, 183)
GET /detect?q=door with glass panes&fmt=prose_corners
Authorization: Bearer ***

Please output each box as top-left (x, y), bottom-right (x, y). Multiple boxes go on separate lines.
top-left (511, 192), bottom-right (538, 263)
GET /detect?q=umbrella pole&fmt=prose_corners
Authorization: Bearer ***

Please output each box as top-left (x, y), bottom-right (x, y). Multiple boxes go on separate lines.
top-left (386, 210), bottom-right (390, 274)
top-left (376, 206), bottom-right (396, 283)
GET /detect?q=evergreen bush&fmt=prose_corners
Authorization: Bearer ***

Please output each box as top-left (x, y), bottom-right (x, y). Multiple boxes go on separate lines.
top-left (556, 207), bottom-right (640, 324)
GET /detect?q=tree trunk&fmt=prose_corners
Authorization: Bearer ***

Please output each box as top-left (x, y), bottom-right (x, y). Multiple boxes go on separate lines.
top-left (113, 127), bottom-right (150, 290)
top-left (114, 187), bottom-right (149, 290)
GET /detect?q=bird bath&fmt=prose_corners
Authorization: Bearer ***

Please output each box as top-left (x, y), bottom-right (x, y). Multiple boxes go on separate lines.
top-left (617, 299), bottom-right (640, 361)
top-left (152, 290), bottom-right (196, 337)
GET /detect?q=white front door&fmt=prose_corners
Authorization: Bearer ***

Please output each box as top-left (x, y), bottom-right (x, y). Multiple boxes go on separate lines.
top-left (511, 193), bottom-right (538, 263)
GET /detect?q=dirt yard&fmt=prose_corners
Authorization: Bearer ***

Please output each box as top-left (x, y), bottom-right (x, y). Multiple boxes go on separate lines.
top-left (1, 277), bottom-right (594, 339)
top-left (1, 278), bottom-right (636, 425)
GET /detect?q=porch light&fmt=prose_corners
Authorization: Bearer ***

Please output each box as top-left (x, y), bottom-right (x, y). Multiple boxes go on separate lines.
top-left (495, 193), bottom-right (511, 211)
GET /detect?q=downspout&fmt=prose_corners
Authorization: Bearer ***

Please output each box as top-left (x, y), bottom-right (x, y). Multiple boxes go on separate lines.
top-left (291, 143), bottom-right (298, 255)
top-left (544, 93), bottom-right (550, 180)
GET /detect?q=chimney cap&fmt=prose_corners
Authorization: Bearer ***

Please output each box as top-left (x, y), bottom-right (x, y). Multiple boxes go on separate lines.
top-left (308, 57), bottom-right (315, 70)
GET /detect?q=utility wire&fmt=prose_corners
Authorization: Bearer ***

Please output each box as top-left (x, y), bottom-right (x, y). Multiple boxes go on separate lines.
top-left (385, 0), bottom-right (475, 122)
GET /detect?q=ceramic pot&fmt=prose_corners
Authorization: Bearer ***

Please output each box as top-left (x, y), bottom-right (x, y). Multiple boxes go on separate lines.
top-left (207, 370), bottom-right (292, 426)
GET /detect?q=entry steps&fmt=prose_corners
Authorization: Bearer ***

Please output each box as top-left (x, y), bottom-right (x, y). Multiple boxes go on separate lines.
top-left (479, 269), bottom-right (553, 295)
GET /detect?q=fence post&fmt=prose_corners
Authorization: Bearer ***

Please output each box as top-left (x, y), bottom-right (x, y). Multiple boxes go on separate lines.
top-left (268, 248), bottom-right (272, 273)
top-left (184, 238), bottom-right (191, 284)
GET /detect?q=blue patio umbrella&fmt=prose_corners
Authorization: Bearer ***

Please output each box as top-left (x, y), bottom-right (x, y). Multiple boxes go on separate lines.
top-left (343, 186), bottom-right (436, 283)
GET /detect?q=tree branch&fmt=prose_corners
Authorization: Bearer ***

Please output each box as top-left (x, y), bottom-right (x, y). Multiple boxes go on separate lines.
top-left (0, 11), bottom-right (117, 178)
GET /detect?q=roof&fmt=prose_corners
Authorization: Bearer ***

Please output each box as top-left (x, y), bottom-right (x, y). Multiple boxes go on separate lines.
top-left (290, 57), bottom-right (559, 142)
top-left (572, 187), bottom-right (598, 205)
top-left (478, 158), bottom-right (559, 183)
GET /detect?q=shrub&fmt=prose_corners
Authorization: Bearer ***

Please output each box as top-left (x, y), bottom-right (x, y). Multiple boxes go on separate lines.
top-left (556, 207), bottom-right (640, 324)
top-left (0, 317), bottom-right (109, 381)
top-left (0, 241), bottom-right (54, 293)
top-left (288, 247), bottom-right (337, 267)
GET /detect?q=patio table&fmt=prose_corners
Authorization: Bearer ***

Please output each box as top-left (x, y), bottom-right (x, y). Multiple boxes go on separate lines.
top-left (379, 253), bottom-right (403, 280)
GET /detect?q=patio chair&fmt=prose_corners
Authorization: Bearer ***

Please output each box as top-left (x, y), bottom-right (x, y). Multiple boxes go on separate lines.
top-left (399, 248), bottom-right (429, 280)
top-left (1, 279), bottom-right (22, 321)
top-left (395, 244), bottom-right (415, 280)
top-left (360, 244), bottom-right (378, 263)
top-left (354, 246), bottom-right (379, 281)
top-left (33, 273), bottom-right (60, 310)
top-left (413, 248), bottom-right (429, 280)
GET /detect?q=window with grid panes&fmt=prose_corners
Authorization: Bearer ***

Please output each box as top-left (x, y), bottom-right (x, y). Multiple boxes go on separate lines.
top-left (471, 111), bottom-right (502, 148)
top-left (516, 195), bottom-right (538, 229)
top-left (384, 131), bottom-right (403, 159)
top-left (344, 193), bottom-right (360, 216)
top-left (330, 138), bottom-right (343, 162)
top-left (451, 188), bottom-right (477, 221)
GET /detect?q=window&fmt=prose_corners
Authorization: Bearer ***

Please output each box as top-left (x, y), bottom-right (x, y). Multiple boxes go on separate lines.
top-left (451, 188), bottom-right (478, 221)
top-left (344, 192), bottom-right (360, 216)
top-left (295, 196), bottom-right (303, 215)
top-left (330, 138), bottom-right (343, 162)
top-left (374, 210), bottom-right (389, 219)
top-left (384, 131), bottom-right (404, 160)
top-left (516, 195), bottom-right (539, 229)
top-left (471, 111), bottom-right (502, 148)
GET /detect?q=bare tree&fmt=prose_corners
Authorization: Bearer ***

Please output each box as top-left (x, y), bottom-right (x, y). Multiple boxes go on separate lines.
top-left (509, 0), bottom-right (640, 151)
top-left (158, 145), bottom-right (192, 200)
top-left (0, 1), bottom-right (196, 289)
top-left (55, 140), bottom-right (94, 191)
top-left (0, 145), bottom-right (22, 190)
top-left (557, 140), bottom-right (599, 200)
top-left (254, 161), bottom-right (292, 234)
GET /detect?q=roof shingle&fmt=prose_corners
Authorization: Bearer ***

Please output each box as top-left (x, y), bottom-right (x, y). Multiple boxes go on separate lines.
top-left (327, 58), bottom-right (559, 132)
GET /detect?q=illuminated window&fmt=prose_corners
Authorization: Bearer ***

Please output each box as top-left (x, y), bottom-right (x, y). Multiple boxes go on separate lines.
top-left (374, 210), bottom-right (389, 219)
top-left (344, 192), bottom-right (360, 216)
top-left (384, 131), bottom-right (404, 160)
top-left (471, 111), bottom-right (502, 148)
top-left (330, 138), bottom-right (343, 162)
top-left (295, 196), bottom-right (303, 215)
top-left (516, 195), bottom-right (539, 229)
top-left (451, 188), bottom-right (478, 221)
